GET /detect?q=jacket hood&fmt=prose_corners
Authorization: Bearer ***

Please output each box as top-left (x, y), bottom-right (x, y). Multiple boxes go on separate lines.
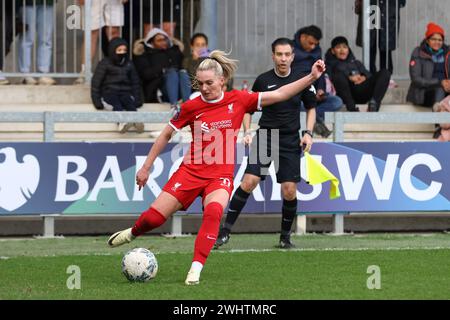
top-left (144, 28), bottom-right (173, 48)
top-left (108, 38), bottom-right (129, 65)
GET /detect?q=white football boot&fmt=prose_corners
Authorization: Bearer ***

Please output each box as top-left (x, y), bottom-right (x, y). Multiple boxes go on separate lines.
top-left (185, 269), bottom-right (201, 286)
top-left (107, 228), bottom-right (135, 248)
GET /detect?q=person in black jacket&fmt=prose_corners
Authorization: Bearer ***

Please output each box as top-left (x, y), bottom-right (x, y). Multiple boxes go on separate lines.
top-left (293, 25), bottom-right (343, 137)
top-left (407, 23), bottom-right (450, 108)
top-left (133, 28), bottom-right (191, 107)
top-left (91, 37), bottom-right (144, 134)
top-left (325, 36), bottom-right (391, 112)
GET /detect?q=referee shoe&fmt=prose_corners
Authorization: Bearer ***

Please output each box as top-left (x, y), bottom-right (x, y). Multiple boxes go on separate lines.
top-left (279, 235), bottom-right (295, 249)
top-left (214, 228), bottom-right (231, 249)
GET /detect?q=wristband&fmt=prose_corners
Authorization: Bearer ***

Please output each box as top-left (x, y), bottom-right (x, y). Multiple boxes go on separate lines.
top-left (302, 130), bottom-right (313, 138)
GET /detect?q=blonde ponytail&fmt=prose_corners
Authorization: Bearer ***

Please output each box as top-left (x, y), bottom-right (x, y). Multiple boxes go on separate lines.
top-left (197, 50), bottom-right (238, 82)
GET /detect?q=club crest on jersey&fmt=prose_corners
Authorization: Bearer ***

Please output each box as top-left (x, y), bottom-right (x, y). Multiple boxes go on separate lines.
top-left (171, 182), bottom-right (182, 192)
top-left (228, 103), bottom-right (234, 114)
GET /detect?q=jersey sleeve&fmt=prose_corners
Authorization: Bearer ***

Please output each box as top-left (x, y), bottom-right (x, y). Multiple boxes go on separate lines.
top-left (168, 102), bottom-right (193, 131)
top-left (301, 85), bottom-right (318, 110)
top-left (239, 90), bottom-right (262, 114)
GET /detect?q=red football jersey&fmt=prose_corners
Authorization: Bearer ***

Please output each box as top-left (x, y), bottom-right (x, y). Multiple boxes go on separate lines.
top-left (169, 89), bottom-right (262, 178)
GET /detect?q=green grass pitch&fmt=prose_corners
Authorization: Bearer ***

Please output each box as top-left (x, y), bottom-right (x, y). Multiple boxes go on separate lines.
top-left (1, 234), bottom-right (450, 300)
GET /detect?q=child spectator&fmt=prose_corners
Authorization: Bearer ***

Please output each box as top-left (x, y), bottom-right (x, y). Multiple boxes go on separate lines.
top-left (91, 38), bottom-right (144, 134)
top-left (18, 0), bottom-right (56, 85)
top-left (293, 25), bottom-right (343, 137)
top-left (407, 23), bottom-right (450, 108)
top-left (325, 36), bottom-right (391, 112)
top-left (133, 28), bottom-right (191, 108)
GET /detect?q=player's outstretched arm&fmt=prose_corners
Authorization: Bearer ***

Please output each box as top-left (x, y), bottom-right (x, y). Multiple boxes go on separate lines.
top-left (136, 124), bottom-right (175, 190)
top-left (260, 60), bottom-right (326, 108)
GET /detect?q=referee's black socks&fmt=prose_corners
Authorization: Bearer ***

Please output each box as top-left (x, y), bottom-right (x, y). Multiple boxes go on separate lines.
top-left (281, 198), bottom-right (298, 237)
top-left (223, 186), bottom-right (251, 231)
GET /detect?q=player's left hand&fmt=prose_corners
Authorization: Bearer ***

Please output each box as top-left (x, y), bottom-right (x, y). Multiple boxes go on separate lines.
top-left (301, 134), bottom-right (313, 153)
top-left (311, 60), bottom-right (326, 80)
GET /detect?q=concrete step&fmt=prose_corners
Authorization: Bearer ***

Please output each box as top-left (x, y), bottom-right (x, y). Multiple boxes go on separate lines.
top-left (0, 80), bottom-right (412, 105)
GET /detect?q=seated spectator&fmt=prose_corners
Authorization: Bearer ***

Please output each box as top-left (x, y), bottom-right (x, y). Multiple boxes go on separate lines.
top-left (325, 36), bottom-right (391, 112)
top-left (133, 28), bottom-right (191, 108)
top-left (183, 33), bottom-right (234, 91)
top-left (433, 95), bottom-right (450, 141)
top-left (91, 38), bottom-right (144, 134)
top-left (18, 0), bottom-right (56, 85)
top-left (407, 23), bottom-right (450, 107)
top-left (293, 25), bottom-right (343, 138)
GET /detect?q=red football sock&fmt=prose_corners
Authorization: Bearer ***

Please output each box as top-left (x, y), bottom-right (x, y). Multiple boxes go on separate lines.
top-left (193, 202), bottom-right (224, 265)
top-left (131, 207), bottom-right (167, 237)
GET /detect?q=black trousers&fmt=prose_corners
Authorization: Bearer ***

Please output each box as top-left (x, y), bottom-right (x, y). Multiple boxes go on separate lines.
top-left (0, 7), bottom-right (14, 70)
top-left (370, 45), bottom-right (393, 74)
top-left (333, 69), bottom-right (391, 111)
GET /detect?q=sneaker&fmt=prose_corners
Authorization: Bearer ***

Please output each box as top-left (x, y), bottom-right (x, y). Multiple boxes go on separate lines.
top-left (38, 76), bottom-right (56, 85)
top-left (0, 72), bottom-right (10, 85)
top-left (73, 76), bottom-right (84, 85)
top-left (119, 122), bottom-right (134, 134)
top-left (107, 228), bottom-right (135, 248)
top-left (278, 235), bottom-right (295, 249)
top-left (388, 79), bottom-right (398, 89)
top-left (133, 122), bottom-right (145, 133)
top-left (185, 269), bottom-right (201, 285)
top-left (313, 121), bottom-right (333, 138)
top-left (214, 228), bottom-right (230, 249)
top-left (22, 77), bottom-right (37, 85)
top-left (367, 99), bottom-right (379, 112)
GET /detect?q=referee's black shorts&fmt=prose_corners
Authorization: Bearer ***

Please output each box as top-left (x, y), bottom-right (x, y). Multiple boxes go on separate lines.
top-left (245, 128), bottom-right (302, 183)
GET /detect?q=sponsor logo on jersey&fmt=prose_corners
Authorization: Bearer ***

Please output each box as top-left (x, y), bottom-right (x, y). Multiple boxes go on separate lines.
top-left (201, 122), bottom-right (210, 133)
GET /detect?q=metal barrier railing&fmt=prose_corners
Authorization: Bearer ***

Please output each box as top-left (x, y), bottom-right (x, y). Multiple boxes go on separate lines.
top-left (0, 0), bottom-right (448, 84)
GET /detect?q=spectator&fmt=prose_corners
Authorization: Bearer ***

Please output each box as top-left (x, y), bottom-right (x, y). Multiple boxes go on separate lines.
top-left (133, 28), bottom-right (191, 108)
top-left (183, 33), bottom-right (233, 91)
top-left (0, 1), bottom-right (15, 85)
top-left (91, 38), bottom-right (144, 134)
top-left (355, 0), bottom-right (406, 83)
top-left (143, 0), bottom-right (181, 38)
top-left (293, 25), bottom-right (343, 138)
top-left (406, 23), bottom-right (450, 108)
top-left (325, 36), bottom-right (391, 112)
top-left (433, 95), bottom-right (450, 141)
top-left (75, 0), bottom-right (128, 85)
top-left (18, 0), bottom-right (56, 85)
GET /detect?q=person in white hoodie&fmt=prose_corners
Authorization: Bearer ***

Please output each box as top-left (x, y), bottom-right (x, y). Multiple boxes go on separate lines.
top-left (133, 28), bottom-right (191, 107)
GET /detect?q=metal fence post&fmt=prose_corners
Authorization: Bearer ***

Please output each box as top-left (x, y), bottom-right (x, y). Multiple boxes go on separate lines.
top-left (200, 0), bottom-right (217, 50)
top-left (362, 0), bottom-right (371, 70)
top-left (84, 0), bottom-right (92, 84)
top-left (44, 112), bottom-right (55, 142)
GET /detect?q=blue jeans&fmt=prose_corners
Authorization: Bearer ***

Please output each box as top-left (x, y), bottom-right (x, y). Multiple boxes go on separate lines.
top-left (19, 5), bottom-right (54, 73)
top-left (162, 68), bottom-right (192, 105)
top-left (316, 95), bottom-right (343, 122)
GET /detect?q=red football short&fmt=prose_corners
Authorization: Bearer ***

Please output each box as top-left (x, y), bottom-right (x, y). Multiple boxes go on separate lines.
top-left (162, 167), bottom-right (234, 210)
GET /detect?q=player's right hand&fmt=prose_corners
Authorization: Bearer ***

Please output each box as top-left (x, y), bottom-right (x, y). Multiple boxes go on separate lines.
top-left (136, 167), bottom-right (150, 191)
top-left (311, 60), bottom-right (326, 80)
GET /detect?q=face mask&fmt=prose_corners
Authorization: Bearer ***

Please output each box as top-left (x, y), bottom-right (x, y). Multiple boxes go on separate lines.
top-left (116, 53), bottom-right (128, 65)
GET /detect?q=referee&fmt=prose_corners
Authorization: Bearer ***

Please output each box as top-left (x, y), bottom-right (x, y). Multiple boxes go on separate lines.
top-left (215, 38), bottom-right (317, 249)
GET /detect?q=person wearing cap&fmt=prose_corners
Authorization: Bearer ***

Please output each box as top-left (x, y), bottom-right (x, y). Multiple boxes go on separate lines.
top-left (325, 36), bottom-right (391, 112)
top-left (407, 22), bottom-right (450, 108)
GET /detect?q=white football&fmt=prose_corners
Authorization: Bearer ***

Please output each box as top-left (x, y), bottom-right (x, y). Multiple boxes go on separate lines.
top-left (121, 248), bottom-right (158, 282)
